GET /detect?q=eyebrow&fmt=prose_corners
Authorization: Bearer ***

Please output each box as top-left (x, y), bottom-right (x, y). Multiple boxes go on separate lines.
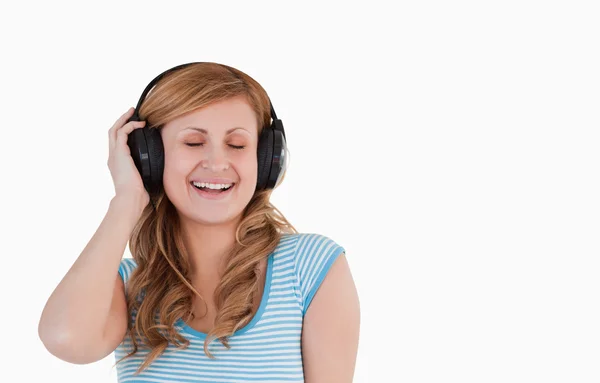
top-left (183, 126), bottom-right (250, 135)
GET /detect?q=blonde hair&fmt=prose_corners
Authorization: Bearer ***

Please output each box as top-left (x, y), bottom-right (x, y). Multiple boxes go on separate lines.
top-left (115, 62), bottom-right (297, 374)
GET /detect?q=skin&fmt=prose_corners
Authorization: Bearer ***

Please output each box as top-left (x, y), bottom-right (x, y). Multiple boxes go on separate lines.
top-left (159, 95), bottom-right (260, 328)
top-left (160, 95), bottom-right (360, 381)
top-left (160, 95), bottom-right (259, 278)
top-left (302, 254), bottom-right (361, 382)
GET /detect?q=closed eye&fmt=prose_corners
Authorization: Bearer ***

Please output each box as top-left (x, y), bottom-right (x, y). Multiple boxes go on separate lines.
top-left (185, 143), bottom-right (245, 150)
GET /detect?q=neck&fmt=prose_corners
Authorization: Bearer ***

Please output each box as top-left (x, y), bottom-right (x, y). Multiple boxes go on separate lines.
top-left (180, 214), bottom-right (242, 281)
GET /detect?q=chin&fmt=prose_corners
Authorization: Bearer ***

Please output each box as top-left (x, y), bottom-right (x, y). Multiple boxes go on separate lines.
top-left (165, 180), bottom-right (256, 226)
top-left (192, 215), bottom-right (239, 226)
top-left (176, 203), bottom-right (243, 227)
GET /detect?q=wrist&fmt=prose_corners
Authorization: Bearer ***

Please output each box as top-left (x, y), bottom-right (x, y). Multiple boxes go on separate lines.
top-left (109, 193), bottom-right (147, 222)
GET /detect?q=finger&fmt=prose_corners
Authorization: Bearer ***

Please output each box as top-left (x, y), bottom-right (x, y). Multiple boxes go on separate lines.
top-left (114, 107), bottom-right (135, 128)
top-left (109, 107), bottom-right (135, 144)
top-left (115, 120), bottom-right (146, 148)
top-left (110, 120), bottom-right (145, 154)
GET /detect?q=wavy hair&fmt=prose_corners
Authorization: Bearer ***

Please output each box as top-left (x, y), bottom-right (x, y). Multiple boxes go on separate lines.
top-left (114, 62), bottom-right (297, 374)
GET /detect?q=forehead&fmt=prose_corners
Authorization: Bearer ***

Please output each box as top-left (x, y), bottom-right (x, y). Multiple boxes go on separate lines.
top-left (164, 96), bottom-right (259, 136)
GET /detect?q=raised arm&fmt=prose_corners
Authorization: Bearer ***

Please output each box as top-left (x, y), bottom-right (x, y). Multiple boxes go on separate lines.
top-left (38, 108), bottom-right (149, 364)
top-left (38, 195), bottom-right (144, 363)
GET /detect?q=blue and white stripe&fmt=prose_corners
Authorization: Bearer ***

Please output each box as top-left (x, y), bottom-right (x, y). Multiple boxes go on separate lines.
top-left (114, 233), bottom-right (345, 382)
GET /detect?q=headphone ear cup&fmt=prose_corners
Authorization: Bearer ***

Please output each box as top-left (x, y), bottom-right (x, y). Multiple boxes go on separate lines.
top-left (269, 129), bottom-right (287, 189)
top-left (145, 127), bottom-right (165, 196)
top-left (256, 127), bottom-right (273, 190)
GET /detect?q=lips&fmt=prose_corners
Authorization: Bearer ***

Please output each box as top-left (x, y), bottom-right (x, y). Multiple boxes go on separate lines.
top-left (190, 182), bottom-right (235, 200)
top-left (190, 178), bottom-right (236, 184)
top-left (191, 182), bottom-right (233, 192)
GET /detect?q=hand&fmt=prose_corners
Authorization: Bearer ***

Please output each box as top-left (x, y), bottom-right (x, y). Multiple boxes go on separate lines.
top-left (107, 107), bottom-right (149, 207)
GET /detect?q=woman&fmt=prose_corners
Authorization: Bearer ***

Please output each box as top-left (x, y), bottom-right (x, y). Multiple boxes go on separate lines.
top-left (38, 62), bottom-right (360, 382)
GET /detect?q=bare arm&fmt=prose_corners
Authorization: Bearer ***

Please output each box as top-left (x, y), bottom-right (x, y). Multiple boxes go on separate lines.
top-left (38, 194), bottom-right (145, 364)
top-left (302, 253), bottom-right (361, 382)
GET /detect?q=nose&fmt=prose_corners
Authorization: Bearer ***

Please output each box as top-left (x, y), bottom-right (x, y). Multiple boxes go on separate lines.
top-left (200, 145), bottom-right (230, 171)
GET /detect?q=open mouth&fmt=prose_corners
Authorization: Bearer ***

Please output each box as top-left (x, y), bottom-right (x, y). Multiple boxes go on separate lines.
top-left (190, 181), bottom-right (235, 199)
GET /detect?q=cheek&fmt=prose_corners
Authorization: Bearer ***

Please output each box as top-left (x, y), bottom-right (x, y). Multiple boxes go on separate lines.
top-left (238, 153), bottom-right (258, 180)
top-left (162, 151), bottom-right (195, 185)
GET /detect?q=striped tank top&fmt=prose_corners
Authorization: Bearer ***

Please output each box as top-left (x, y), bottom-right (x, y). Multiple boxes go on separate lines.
top-left (114, 232), bottom-right (345, 382)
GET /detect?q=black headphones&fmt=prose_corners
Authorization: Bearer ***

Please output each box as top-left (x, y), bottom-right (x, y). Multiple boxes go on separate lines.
top-left (126, 62), bottom-right (288, 200)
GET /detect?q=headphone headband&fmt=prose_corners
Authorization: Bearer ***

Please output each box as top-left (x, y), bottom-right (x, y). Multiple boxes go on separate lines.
top-left (131, 62), bottom-right (284, 140)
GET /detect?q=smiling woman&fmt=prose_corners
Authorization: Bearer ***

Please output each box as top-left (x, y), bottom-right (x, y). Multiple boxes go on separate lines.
top-left (37, 62), bottom-right (360, 383)
top-left (158, 94), bottom-right (261, 226)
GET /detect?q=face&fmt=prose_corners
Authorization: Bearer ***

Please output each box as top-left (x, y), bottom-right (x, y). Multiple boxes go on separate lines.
top-left (160, 95), bottom-right (259, 226)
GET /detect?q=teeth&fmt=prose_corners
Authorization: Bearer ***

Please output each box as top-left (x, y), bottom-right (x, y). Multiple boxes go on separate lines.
top-left (192, 182), bottom-right (233, 190)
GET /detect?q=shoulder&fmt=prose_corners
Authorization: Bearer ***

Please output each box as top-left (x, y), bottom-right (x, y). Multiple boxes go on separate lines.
top-left (281, 233), bottom-right (346, 315)
top-left (300, 243), bottom-right (359, 381)
top-left (283, 232), bottom-right (345, 266)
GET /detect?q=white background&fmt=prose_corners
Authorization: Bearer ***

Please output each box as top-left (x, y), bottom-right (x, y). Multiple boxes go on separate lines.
top-left (1, 1), bottom-right (599, 382)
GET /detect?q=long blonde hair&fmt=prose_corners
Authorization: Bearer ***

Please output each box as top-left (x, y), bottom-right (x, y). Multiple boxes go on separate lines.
top-left (115, 62), bottom-right (297, 374)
